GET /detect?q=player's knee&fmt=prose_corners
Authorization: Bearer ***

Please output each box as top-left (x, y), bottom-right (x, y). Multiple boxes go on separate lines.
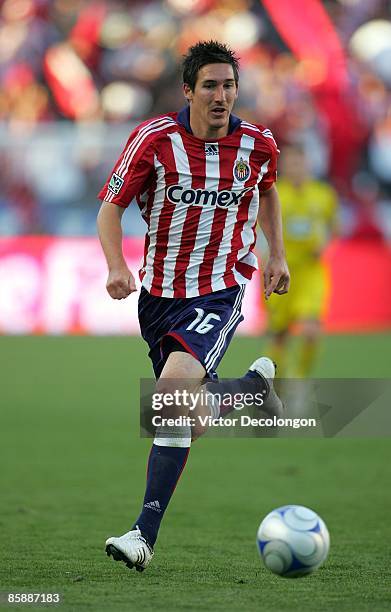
top-left (154, 378), bottom-right (188, 419)
top-left (155, 377), bottom-right (174, 397)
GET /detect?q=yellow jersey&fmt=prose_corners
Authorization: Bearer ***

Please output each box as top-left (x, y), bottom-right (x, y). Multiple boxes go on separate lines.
top-left (277, 179), bottom-right (338, 267)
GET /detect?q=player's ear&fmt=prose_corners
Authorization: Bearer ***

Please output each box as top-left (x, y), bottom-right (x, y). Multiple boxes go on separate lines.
top-left (183, 83), bottom-right (193, 103)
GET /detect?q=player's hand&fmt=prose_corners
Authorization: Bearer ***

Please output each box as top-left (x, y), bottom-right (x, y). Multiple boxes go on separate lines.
top-left (106, 267), bottom-right (137, 299)
top-left (264, 256), bottom-right (290, 300)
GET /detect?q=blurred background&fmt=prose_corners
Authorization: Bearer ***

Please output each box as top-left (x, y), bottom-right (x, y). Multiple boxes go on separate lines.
top-left (1, 4), bottom-right (391, 606)
top-left (0, 0), bottom-right (390, 337)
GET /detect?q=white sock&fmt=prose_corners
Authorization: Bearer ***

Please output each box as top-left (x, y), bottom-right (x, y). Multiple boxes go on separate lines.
top-left (154, 424), bottom-right (191, 448)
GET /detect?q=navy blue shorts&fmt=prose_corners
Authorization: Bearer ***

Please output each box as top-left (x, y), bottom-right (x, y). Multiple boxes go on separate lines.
top-left (138, 285), bottom-right (245, 380)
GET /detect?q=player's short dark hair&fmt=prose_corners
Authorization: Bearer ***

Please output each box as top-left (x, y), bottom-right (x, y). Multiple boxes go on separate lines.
top-left (182, 40), bottom-right (240, 91)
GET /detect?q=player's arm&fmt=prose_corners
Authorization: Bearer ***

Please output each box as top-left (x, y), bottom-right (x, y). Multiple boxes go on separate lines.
top-left (97, 201), bottom-right (137, 300)
top-left (97, 124), bottom-right (155, 300)
top-left (258, 184), bottom-right (290, 299)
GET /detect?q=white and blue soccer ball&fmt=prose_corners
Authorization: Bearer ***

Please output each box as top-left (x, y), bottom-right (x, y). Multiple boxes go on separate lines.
top-left (256, 505), bottom-right (330, 577)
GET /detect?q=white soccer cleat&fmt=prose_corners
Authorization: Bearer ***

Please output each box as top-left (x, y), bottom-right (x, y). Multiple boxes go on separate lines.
top-left (249, 356), bottom-right (276, 380)
top-left (248, 357), bottom-right (284, 418)
top-left (105, 527), bottom-right (154, 572)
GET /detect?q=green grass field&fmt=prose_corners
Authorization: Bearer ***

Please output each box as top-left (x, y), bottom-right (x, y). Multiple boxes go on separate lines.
top-left (1, 334), bottom-right (391, 611)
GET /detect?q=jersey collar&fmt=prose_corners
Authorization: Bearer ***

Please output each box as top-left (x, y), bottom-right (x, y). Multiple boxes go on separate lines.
top-left (177, 106), bottom-right (242, 137)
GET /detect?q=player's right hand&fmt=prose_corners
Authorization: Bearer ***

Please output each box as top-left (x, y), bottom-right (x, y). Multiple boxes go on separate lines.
top-left (106, 267), bottom-right (137, 299)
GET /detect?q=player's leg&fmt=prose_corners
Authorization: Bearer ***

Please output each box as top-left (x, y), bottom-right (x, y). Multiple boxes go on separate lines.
top-left (293, 261), bottom-right (327, 377)
top-left (296, 318), bottom-right (321, 377)
top-left (130, 351), bottom-right (205, 549)
top-left (179, 286), bottom-right (284, 439)
top-left (264, 329), bottom-right (289, 377)
top-left (190, 354), bottom-right (283, 440)
top-left (138, 284), bottom-right (282, 441)
top-left (264, 285), bottom-right (292, 377)
top-left (106, 349), bottom-right (205, 571)
top-left (134, 342), bottom-right (281, 546)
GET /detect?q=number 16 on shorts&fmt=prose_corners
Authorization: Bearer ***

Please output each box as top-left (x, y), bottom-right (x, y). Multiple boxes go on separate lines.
top-left (186, 308), bottom-right (221, 334)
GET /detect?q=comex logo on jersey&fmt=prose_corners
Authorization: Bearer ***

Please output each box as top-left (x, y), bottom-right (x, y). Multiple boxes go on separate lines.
top-left (166, 185), bottom-right (253, 208)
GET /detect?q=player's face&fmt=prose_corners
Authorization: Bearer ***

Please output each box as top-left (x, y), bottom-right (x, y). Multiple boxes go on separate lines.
top-left (184, 63), bottom-right (238, 138)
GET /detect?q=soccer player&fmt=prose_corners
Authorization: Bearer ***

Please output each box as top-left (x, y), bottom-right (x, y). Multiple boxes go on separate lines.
top-left (264, 144), bottom-right (338, 377)
top-left (97, 41), bottom-right (290, 572)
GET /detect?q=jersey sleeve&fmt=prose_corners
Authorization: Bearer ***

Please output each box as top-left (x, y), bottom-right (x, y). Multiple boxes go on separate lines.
top-left (98, 126), bottom-right (155, 207)
top-left (258, 129), bottom-right (279, 193)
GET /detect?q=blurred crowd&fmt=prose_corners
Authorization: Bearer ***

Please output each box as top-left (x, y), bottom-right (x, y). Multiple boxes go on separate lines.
top-left (0, 0), bottom-right (390, 237)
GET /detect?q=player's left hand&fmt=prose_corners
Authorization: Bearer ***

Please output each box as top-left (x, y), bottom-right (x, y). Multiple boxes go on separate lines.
top-left (263, 256), bottom-right (290, 300)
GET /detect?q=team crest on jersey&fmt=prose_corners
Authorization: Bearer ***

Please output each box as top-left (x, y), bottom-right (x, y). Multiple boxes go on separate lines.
top-left (233, 157), bottom-right (250, 182)
top-left (108, 172), bottom-right (124, 195)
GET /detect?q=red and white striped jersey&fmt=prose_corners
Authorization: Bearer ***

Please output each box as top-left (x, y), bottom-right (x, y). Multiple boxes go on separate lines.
top-left (98, 109), bottom-right (279, 298)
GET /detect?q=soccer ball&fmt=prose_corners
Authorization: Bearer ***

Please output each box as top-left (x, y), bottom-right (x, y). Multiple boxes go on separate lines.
top-left (256, 505), bottom-right (330, 577)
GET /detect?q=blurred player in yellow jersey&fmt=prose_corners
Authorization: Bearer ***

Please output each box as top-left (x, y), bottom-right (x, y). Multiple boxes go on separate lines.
top-left (265, 144), bottom-right (338, 377)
